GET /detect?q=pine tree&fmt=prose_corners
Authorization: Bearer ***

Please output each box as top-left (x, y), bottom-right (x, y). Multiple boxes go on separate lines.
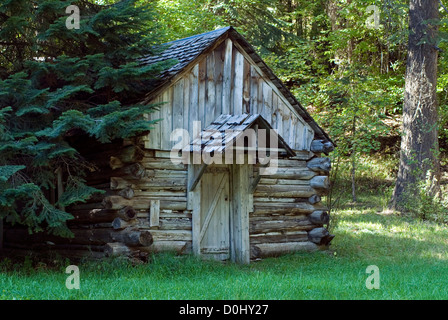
top-left (0, 0), bottom-right (172, 237)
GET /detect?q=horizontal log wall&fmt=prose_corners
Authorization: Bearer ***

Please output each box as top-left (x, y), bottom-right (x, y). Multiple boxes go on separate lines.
top-left (3, 140), bottom-right (333, 261)
top-left (100, 148), bottom-right (192, 257)
top-left (250, 151), bottom-right (333, 259)
top-left (3, 141), bottom-right (192, 259)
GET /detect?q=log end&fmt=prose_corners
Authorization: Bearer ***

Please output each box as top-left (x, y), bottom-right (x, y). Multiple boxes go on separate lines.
top-left (308, 195), bottom-right (321, 205)
top-left (110, 156), bottom-right (124, 170)
top-left (307, 157), bottom-right (331, 173)
top-left (104, 242), bottom-right (131, 256)
top-left (309, 210), bottom-right (330, 225)
top-left (139, 231), bottom-right (153, 247)
top-left (308, 227), bottom-right (334, 246)
top-left (118, 187), bottom-right (135, 200)
top-left (118, 206), bottom-right (137, 221)
top-left (310, 140), bottom-right (334, 155)
top-left (310, 176), bottom-right (330, 192)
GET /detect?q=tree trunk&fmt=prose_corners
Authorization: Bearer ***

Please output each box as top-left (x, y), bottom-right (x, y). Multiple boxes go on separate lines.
top-left (391, 0), bottom-right (440, 210)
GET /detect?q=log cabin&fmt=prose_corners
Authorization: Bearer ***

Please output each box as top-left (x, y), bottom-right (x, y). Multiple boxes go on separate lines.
top-left (2, 27), bottom-right (335, 263)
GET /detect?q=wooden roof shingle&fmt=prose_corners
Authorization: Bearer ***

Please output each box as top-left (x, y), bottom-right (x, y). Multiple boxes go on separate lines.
top-left (182, 113), bottom-right (295, 157)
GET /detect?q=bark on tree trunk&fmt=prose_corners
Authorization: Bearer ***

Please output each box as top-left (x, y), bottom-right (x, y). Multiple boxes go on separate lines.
top-left (391, 0), bottom-right (440, 210)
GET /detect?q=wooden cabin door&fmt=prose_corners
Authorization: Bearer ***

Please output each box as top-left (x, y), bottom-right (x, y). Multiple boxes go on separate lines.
top-left (190, 162), bottom-right (250, 264)
top-left (197, 165), bottom-right (231, 261)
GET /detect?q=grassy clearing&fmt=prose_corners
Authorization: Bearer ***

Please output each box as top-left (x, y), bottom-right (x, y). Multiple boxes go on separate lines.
top-left (1, 155), bottom-right (448, 300)
top-left (2, 208), bottom-right (448, 300)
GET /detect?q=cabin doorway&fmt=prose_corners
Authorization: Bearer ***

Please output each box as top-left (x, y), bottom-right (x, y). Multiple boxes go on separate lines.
top-left (189, 163), bottom-right (251, 264)
top-left (198, 165), bottom-right (231, 261)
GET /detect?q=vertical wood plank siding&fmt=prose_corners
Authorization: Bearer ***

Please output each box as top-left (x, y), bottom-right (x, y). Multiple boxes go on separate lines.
top-left (145, 39), bottom-right (314, 151)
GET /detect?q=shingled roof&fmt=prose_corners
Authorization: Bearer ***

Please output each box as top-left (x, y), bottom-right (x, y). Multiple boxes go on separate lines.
top-left (140, 27), bottom-right (333, 144)
top-left (182, 113), bottom-right (295, 157)
top-left (140, 27), bottom-right (231, 86)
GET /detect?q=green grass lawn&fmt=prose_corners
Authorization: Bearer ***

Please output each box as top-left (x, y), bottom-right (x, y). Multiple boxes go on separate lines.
top-left (1, 207), bottom-right (448, 300)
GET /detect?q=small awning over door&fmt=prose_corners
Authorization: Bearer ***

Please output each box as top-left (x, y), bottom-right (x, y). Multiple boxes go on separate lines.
top-left (182, 113), bottom-right (295, 158)
top-left (184, 114), bottom-right (295, 264)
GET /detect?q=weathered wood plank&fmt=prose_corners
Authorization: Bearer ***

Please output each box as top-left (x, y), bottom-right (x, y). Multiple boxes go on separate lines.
top-left (258, 178), bottom-right (311, 186)
top-left (249, 231), bottom-right (308, 244)
top-left (146, 97), bottom-right (161, 149)
top-left (157, 217), bottom-right (191, 230)
top-left (253, 202), bottom-right (319, 215)
top-left (206, 51), bottom-right (216, 126)
top-left (150, 200), bottom-right (160, 229)
top-left (231, 163), bottom-right (251, 264)
top-left (222, 38), bottom-right (233, 114)
top-left (198, 58), bottom-right (207, 128)
top-left (290, 150), bottom-right (316, 161)
top-left (281, 103), bottom-right (290, 146)
top-left (305, 127), bottom-right (315, 151)
top-left (250, 215), bottom-right (315, 233)
top-left (254, 185), bottom-right (319, 198)
top-left (172, 79), bottom-right (184, 140)
top-left (261, 82), bottom-right (272, 124)
top-left (233, 49), bottom-right (244, 115)
top-left (198, 173), bottom-right (227, 243)
top-left (289, 117), bottom-right (297, 150)
top-left (187, 163), bottom-right (208, 192)
top-left (182, 71), bottom-right (190, 133)
top-left (190, 169), bottom-right (201, 254)
top-left (138, 241), bottom-right (190, 254)
top-left (250, 65), bottom-right (259, 114)
top-left (257, 74), bottom-right (264, 115)
top-left (111, 176), bottom-right (187, 191)
top-left (251, 241), bottom-right (318, 258)
top-left (243, 57), bottom-right (251, 114)
top-left (294, 120), bottom-right (305, 150)
top-left (160, 87), bottom-right (173, 150)
top-left (259, 168), bottom-right (317, 180)
top-left (275, 159), bottom-right (307, 167)
top-left (150, 230), bottom-right (192, 242)
top-left (189, 64), bottom-right (199, 136)
top-left (103, 195), bottom-right (187, 210)
top-left (214, 42), bottom-right (224, 118)
top-left (141, 158), bottom-right (186, 170)
top-left (232, 40), bottom-right (311, 125)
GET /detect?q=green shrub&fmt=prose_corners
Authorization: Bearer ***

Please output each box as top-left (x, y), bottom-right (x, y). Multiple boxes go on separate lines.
top-left (400, 171), bottom-right (448, 224)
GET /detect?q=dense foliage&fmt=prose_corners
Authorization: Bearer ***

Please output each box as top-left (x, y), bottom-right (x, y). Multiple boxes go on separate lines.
top-left (153, 0), bottom-right (448, 150)
top-left (153, 0), bottom-right (448, 203)
top-left (0, 0), bottom-right (170, 236)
